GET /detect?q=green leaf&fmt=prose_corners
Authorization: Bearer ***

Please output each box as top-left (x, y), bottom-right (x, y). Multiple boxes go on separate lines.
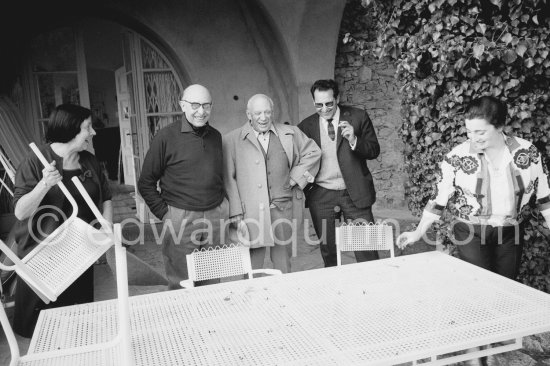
top-left (476, 23), bottom-right (487, 35)
top-left (519, 111), bottom-right (531, 120)
top-left (501, 32), bottom-right (512, 44)
top-left (343, 33), bottom-right (351, 44)
top-left (525, 58), bottom-right (535, 68)
top-left (473, 44), bottom-right (485, 60)
top-left (505, 79), bottom-right (520, 90)
top-left (516, 43), bottom-right (528, 57)
top-left (455, 57), bottom-right (467, 70)
top-left (503, 49), bottom-right (518, 64)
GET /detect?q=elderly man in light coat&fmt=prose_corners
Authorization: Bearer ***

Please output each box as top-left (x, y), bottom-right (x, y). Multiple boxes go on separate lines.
top-left (223, 94), bottom-right (321, 273)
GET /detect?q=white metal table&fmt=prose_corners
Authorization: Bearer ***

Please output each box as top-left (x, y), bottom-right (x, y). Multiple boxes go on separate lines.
top-left (29, 251), bottom-right (550, 365)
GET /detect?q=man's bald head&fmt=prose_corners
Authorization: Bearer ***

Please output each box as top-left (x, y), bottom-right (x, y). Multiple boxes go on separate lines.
top-left (179, 84), bottom-right (212, 127)
top-left (182, 84), bottom-right (211, 101)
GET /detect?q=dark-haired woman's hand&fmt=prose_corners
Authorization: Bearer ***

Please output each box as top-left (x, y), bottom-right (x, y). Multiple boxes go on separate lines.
top-left (41, 161), bottom-right (62, 189)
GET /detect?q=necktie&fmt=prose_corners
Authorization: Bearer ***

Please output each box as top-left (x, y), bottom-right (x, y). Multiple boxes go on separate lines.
top-left (326, 119), bottom-right (335, 141)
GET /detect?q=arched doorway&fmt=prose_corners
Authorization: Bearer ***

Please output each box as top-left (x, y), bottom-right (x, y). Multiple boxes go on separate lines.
top-left (18, 18), bottom-right (186, 221)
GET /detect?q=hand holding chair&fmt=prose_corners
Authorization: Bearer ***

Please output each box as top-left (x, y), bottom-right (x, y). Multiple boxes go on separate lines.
top-left (0, 143), bottom-right (113, 304)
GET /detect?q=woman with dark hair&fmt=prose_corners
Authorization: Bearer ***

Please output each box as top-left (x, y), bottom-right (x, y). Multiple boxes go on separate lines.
top-left (12, 103), bottom-right (112, 337)
top-left (397, 96), bottom-right (550, 279)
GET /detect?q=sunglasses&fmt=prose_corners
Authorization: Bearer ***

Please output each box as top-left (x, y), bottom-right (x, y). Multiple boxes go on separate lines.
top-left (314, 100), bottom-right (335, 109)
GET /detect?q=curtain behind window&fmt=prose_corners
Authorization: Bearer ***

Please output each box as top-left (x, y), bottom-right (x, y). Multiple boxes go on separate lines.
top-left (0, 95), bottom-right (33, 170)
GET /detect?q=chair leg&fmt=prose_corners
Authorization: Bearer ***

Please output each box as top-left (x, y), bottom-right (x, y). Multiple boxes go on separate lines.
top-left (114, 224), bottom-right (134, 366)
top-left (0, 302), bottom-right (20, 366)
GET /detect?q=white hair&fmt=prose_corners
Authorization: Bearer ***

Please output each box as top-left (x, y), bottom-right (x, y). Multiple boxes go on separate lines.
top-left (246, 94), bottom-right (273, 111)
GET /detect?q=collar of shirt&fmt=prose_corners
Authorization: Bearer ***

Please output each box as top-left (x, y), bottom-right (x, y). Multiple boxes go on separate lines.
top-left (180, 117), bottom-right (210, 134)
top-left (319, 107), bottom-right (340, 135)
top-left (486, 146), bottom-right (513, 171)
top-left (251, 123), bottom-right (278, 139)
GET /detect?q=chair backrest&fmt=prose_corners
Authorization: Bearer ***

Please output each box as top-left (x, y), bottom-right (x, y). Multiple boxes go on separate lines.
top-left (0, 216), bottom-right (112, 303)
top-left (0, 143), bottom-right (113, 304)
top-left (0, 224), bottom-right (133, 366)
top-left (335, 222), bottom-right (395, 265)
top-left (186, 245), bottom-right (253, 283)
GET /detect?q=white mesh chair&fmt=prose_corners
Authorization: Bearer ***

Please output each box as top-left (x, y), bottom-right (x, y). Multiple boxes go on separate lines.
top-left (0, 143), bottom-right (113, 303)
top-left (0, 223), bottom-right (134, 366)
top-left (180, 244), bottom-right (282, 288)
top-left (335, 222), bottom-right (395, 266)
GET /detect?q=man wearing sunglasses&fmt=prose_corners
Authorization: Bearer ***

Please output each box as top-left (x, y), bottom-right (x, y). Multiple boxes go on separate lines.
top-left (298, 79), bottom-right (381, 267)
top-left (138, 84), bottom-right (228, 289)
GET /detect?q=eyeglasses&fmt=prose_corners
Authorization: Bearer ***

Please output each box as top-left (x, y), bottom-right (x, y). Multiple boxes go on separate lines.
top-left (314, 100), bottom-right (335, 109)
top-left (182, 100), bottom-right (213, 111)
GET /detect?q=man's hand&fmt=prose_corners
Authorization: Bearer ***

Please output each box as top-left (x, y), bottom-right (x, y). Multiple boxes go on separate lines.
top-left (230, 214), bottom-right (249, 245)
top-left (339, 120), bottom-right (357, 145)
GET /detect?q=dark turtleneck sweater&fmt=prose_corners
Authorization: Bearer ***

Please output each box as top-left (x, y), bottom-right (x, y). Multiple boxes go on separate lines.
top-left (138, 118), bottom-right (224, 219)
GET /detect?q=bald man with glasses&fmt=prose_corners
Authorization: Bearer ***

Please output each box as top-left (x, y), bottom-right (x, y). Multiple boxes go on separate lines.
top-left (298, 79), bottom-right (381, 267)
top-left (138, 84), bottom-right (228, 289)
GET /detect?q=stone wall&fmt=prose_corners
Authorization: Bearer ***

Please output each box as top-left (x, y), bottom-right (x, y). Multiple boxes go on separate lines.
top-left (334, 0), bottom-right (406, 209)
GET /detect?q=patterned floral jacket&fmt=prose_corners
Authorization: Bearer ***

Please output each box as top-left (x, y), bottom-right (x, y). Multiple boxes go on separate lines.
top-left (424, 135), bottom-right (550, 226)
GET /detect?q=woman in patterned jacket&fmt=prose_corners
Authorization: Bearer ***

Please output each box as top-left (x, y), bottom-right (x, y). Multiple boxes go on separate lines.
top-left (397, 96), bottom-right (550, 279)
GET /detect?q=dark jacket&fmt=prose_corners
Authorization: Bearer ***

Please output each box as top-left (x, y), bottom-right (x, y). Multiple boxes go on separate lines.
top-left (298, 105), bottom-right (380, 208)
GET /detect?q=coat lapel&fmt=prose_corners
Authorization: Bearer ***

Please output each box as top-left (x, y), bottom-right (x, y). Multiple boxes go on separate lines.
top-left (337, 107), bottom-right (351, 151)
top-left (311, 117), bottom-right (321, 148)
top-left (336, 124), bottom-right (344, 150)
top-left (277, 124), bottom-right (294, 165)
top-left (240, 122), bottom-right (263, 152)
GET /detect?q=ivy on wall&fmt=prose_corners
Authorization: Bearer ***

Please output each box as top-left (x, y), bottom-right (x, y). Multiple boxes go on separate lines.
top-left (347, 0), bottom-right (550, 291)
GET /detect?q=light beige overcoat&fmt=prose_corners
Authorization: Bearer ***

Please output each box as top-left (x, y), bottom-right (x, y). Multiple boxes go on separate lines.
top-left (223, 122), bottom-right (321, 247)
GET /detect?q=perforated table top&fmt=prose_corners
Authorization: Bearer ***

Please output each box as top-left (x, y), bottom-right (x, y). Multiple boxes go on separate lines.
top-left (30, 251), bottom-right (550, 365)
